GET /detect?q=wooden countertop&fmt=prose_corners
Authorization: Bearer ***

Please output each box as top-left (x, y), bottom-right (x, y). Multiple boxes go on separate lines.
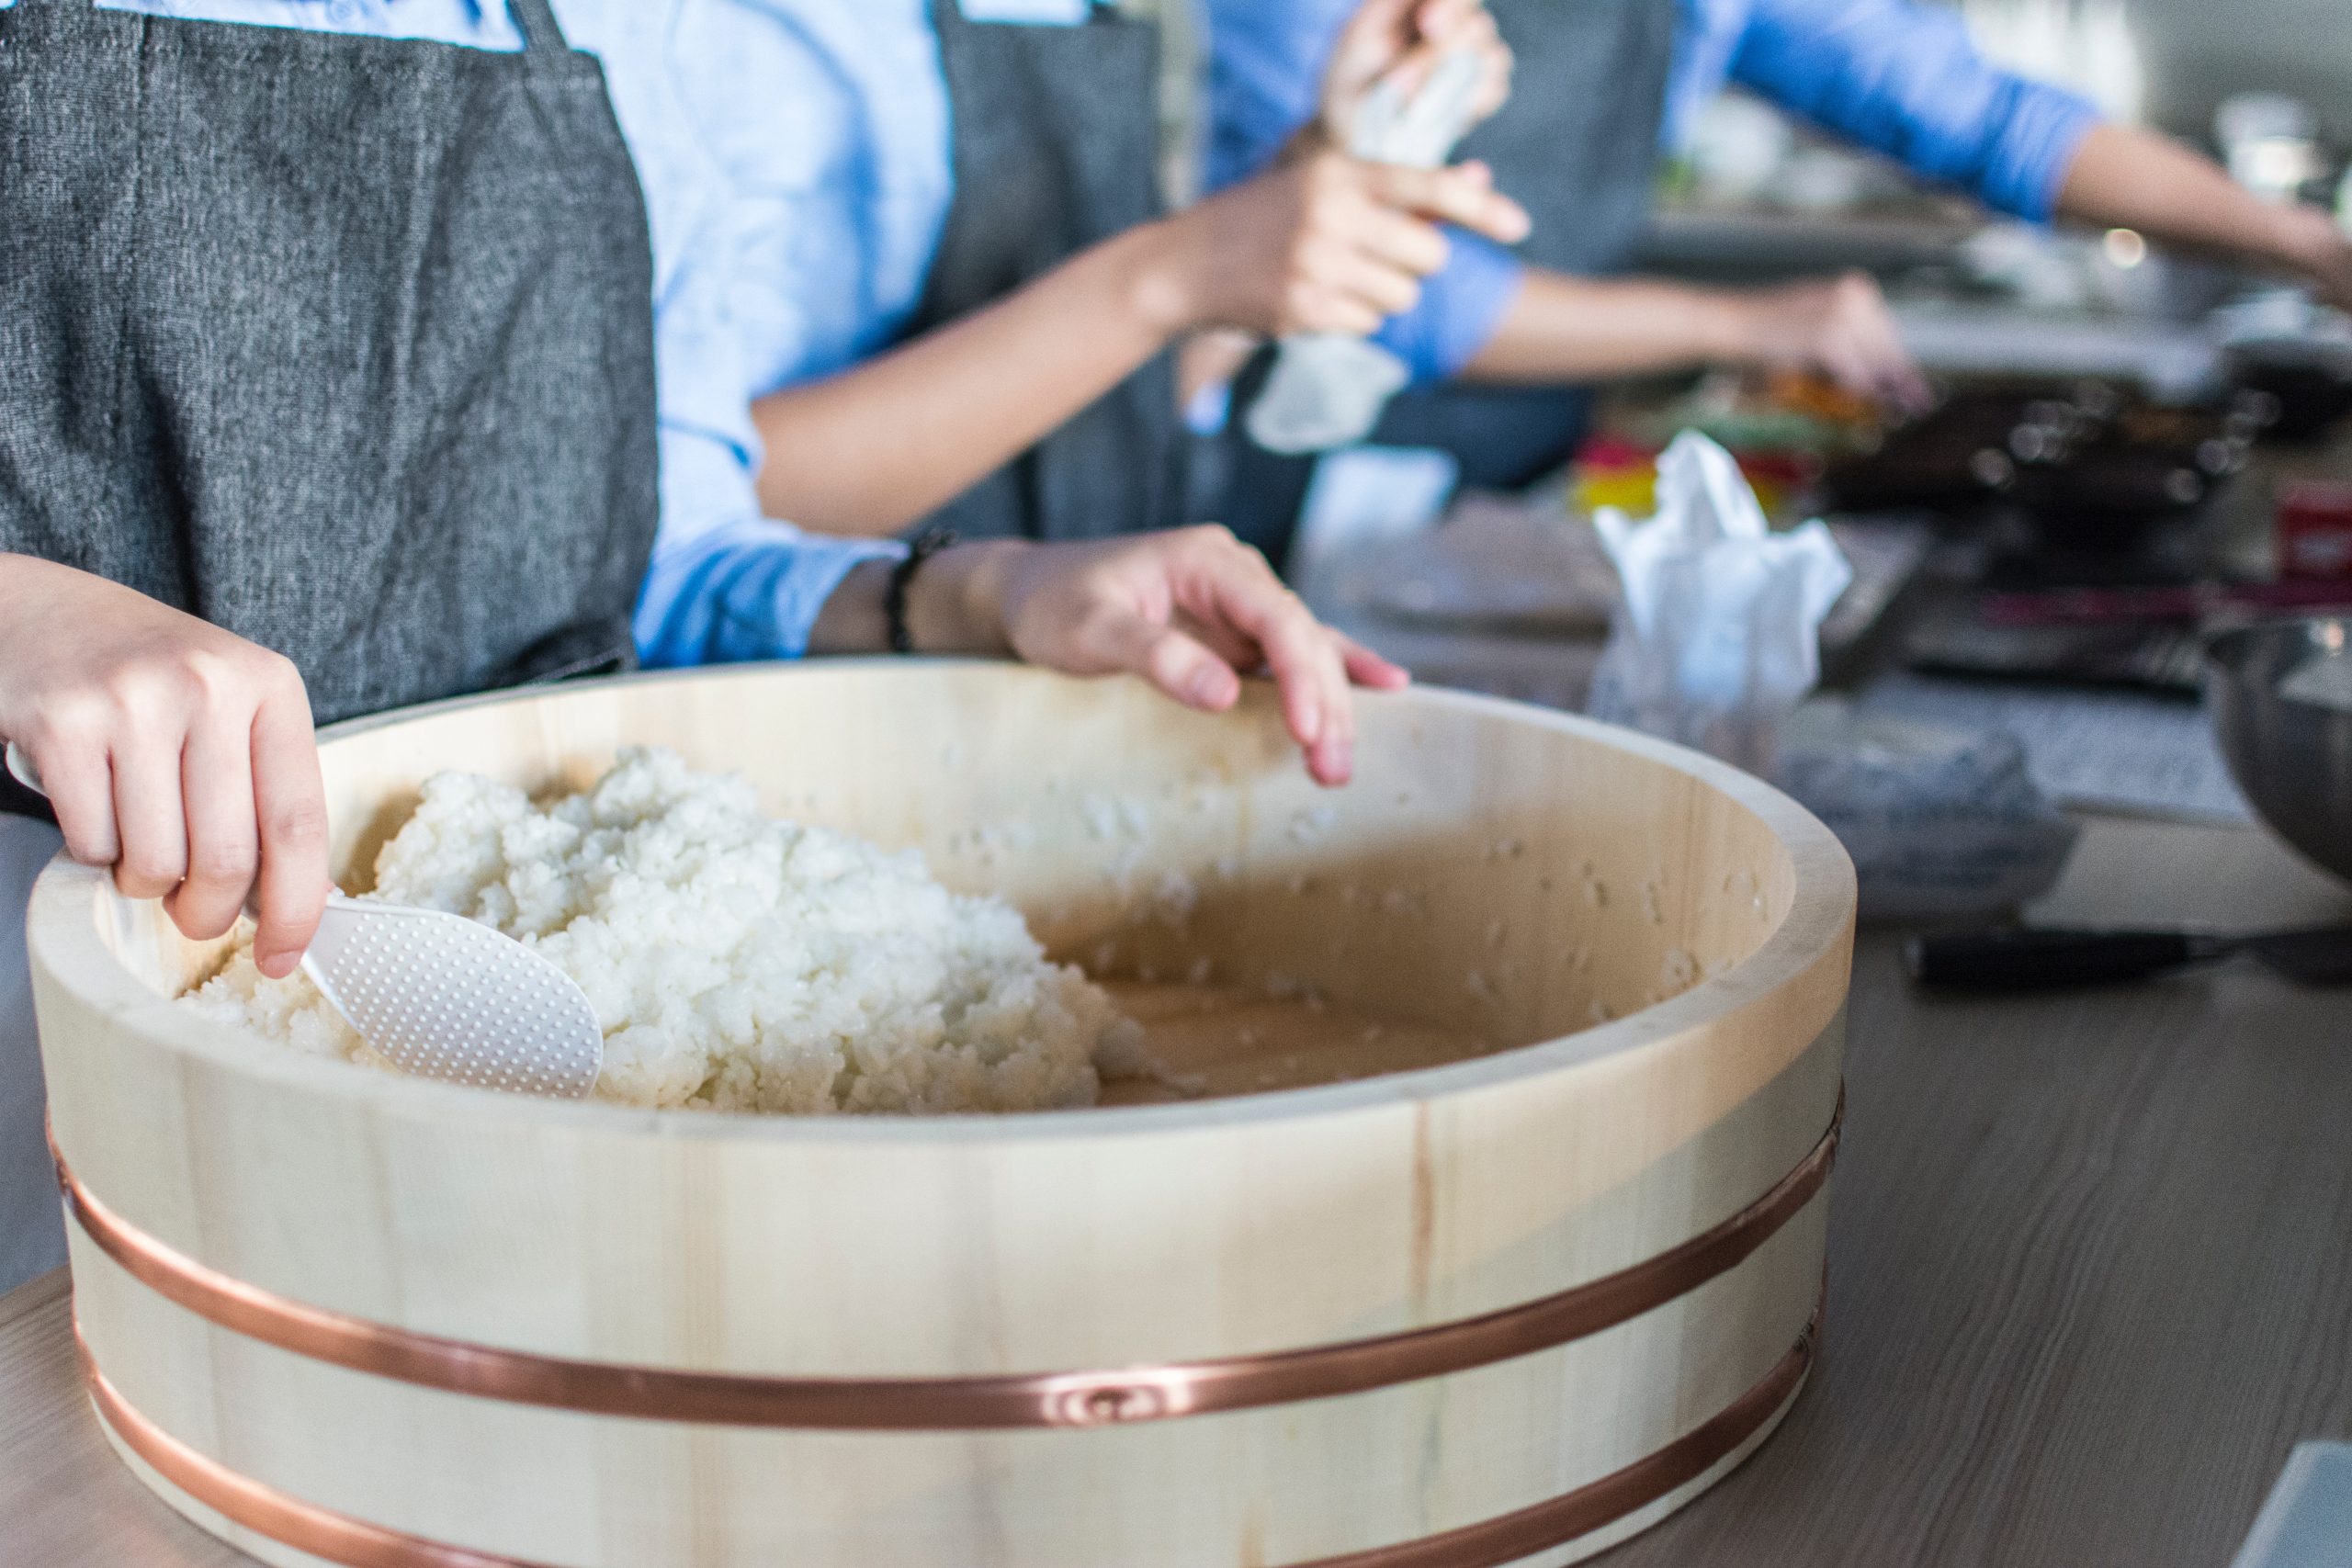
top-left (7, 816), bottom-right (2350, 1568)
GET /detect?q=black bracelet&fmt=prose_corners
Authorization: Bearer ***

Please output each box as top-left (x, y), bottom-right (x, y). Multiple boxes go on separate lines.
top-left (886, 527), bottom-right (959, 656)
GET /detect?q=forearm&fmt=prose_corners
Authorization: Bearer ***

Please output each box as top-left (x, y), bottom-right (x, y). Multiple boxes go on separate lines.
top-left (752, 228), bottom-right (1193, 538)
top-left (1461, 269), bottom-right (1751, 384)
top-left (2054, 122), bottom-right (2338, 277)
top-left (806, 541), bottom-right (1028, 657)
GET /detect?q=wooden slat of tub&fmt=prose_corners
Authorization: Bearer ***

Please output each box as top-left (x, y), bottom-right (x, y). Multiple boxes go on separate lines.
top-left (9, 818), bottom-right (2351, 1568)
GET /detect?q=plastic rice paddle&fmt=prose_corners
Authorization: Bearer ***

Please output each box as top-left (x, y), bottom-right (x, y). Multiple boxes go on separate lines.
top-left (6, 739), bottom-right (603, 1099)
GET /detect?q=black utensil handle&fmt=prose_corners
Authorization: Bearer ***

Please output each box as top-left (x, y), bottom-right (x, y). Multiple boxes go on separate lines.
top-left (1905, 929), bottom-right (2209, 989)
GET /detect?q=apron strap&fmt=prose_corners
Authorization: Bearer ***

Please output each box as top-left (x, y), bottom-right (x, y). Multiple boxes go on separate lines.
top-left (507, 0), bottom-right (572, 56)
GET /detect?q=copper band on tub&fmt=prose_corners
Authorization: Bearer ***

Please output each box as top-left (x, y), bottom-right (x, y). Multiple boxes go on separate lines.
top-left (81, 1305), bottom-right (1819, 1568)
top-left (53, 1091), bottom-right (1838, 1430)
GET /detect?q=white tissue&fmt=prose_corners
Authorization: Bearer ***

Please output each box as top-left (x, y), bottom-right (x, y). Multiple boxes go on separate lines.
top-left (1587, 432), bottom-right (1853, 774)
top-left (1247, 50), bottom-right (1488, 457)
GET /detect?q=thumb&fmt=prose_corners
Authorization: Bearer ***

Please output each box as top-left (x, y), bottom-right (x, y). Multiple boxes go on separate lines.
top-left (1095, 616), bottom-right (1244, 713)
top-left (1365, 162), bottom-right (1530, 243)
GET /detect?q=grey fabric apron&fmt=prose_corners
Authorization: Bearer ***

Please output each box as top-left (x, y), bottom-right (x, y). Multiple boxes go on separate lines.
top-left (0, 0), bottom-right (659, 1294)
top-left (906, 0), bottom-right (1186, 542)
top-left (1218, 0), bottom-right (1676, 565)
top-left (0, 0), bottom-right (659, 730)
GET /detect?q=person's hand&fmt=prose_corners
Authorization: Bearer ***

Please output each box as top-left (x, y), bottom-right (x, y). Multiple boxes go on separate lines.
top-left (1317, 0), bottom-right (1513, 152)
top-left (1136, 149), bottom-right (1528, 340)
top-left (910, 530), bottom-right (1409, 787)
top-left (1722, 272), bottom-right (1931, 413)
top-left (0, 555), bottom-right (327, 976)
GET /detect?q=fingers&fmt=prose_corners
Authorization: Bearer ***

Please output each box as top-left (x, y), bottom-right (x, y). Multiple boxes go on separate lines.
top-left (1320, 241), bottom-right (1426, 320)
top-left (1404, 0), bottom-right (1512, 124)
top-left (110, 729), bottom-right (189, 901)
top-left (1363, 161), bottom-right (1530, 244)
top-left (995, 526), bottom-right (1406, 786)
top-left (1138, 626), bottom-right (1246, 714)
top-left (1052, 566), bottom-right (1245, 713)
top-left (23, 719), bottom-right (120, 869)
top-left (1328, 0), bottom-right (1419, 82)
top-left (1198, 562), bottom-right (1356, 787)
top-left (1274, 158), bottom-right (1475, 335)
top-left (1285, 285), bottom-right (1385, 339)
top-left (248, 682), bottom-right (328, 980)
top-left (0, 564), bottom-right (331, 961)
top-left (165, 710), bottom-right (261, 941)
top-left (1339, 635), bottom-right (1413, 690)
top-left (1824, 274), bottom-right (1930, 413)
top-left (1350, 200), bottom-right (1452, 277)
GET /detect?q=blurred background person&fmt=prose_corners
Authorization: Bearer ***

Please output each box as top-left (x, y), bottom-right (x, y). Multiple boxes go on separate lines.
top-left (1206, 0), bottom-right (2352, 558)
top-left (695, 0), bottom-right (1520, 563)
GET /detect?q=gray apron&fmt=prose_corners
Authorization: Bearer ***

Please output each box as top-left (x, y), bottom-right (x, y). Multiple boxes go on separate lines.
top-left (0, 0), bottom-right (660, 1294)
top-left (0, 0), bottom-right (658, 728)
top-left (1219, 0), bottom-right (1676, 564)
top-left (907, 0), bottom-right (1187, 542)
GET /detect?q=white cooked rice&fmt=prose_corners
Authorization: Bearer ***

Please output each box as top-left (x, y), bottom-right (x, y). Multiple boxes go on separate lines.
top-left (186, 748), bottom-right (1136, 1113)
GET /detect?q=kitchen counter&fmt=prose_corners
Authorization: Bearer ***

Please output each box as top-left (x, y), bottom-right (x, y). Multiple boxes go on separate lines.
top-left (6, 814), bottom-right (2350, 1568)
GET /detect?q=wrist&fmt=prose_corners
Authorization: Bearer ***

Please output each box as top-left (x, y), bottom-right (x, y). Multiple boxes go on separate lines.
top-left (1117, 215), bottom-right (1213, 339)
top-left (1691, 290), bottom-right (1769, 366)
top-left (905, 539), bottom-right (1029, 657)
top-left (1283, 119), bottom-right (1340, 165)
top-left (2269, 202), bottom-right (2348, 279)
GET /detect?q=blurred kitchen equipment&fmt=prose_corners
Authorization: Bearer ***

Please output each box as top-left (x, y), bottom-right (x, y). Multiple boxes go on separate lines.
top-left (1979, 581), bottom-right (2352, 626)
top-left (1682, 94), bottom-right (1796, 207)
top-left (1826, 378), bottom-right (2260, 553)
top-left (4, 739), bottom-right (603, 1097)
top-left (2206, 616), bottom-right (2352, 886)
top-left (1906, 922), bottom-right (2352, 989)
top-left (1900, 921), bottom-right (2352, 991)
top-left (1961, 0), bottom-right (2145, 124)
top-left (1894, 302), bottom-right (2223, 397)
top-left (2215, 93), bottom-right (2326, 206)
top-left (2278, 482), bottom-right (2352, 579)
top-left (2217, 292), bottom-right (2352, 443)
top-left (1911, 582), bottom-right (2352, 695)
top-left (1780, 705), bottom-right (2079, 921)
top-left (1904, 604), bottom-right (2209, 692)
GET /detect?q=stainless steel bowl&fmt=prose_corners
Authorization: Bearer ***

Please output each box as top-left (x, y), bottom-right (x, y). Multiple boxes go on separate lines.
top-left (2207, 616), bottom-right (2352, 884)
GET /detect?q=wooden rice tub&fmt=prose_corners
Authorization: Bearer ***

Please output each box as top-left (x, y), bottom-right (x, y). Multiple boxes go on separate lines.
top-left (28, 662), bottom-right (1854, 1568)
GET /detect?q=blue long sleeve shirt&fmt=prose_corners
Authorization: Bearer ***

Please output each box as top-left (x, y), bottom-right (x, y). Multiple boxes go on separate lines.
top-left (1206, 0), bottom-right (2105, 382)
top-left (53, 0), bottom-right (904, 668)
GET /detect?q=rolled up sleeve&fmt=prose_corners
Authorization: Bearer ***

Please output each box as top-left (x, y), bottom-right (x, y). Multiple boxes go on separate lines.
top-left (1372, 231), bottom-right (1527, 382)
top-left (631, 427), bottom-right (901, 669)
top-left (1729, 0), bottom-right (2102, 220)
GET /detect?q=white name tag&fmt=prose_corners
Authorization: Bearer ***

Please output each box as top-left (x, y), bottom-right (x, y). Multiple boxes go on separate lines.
top-left (958, 0), bottom-right (1091, 23)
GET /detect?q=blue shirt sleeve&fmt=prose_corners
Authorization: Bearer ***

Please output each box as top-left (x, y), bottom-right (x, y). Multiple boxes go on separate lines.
top-left (1202, 0), bottom-right (1524, 382)
top-left (631, 427), bottom-right (902, 670)
top-left (1202, 0), bottom-right (1341, 194)
top-left (1370, 233), bottom-right (1526, 382)
top-left (1724, 0), bottom-right (2102, 220)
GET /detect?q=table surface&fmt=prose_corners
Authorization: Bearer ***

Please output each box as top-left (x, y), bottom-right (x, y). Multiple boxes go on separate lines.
top-left (6, 814), bottom-right (2350, 1568)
